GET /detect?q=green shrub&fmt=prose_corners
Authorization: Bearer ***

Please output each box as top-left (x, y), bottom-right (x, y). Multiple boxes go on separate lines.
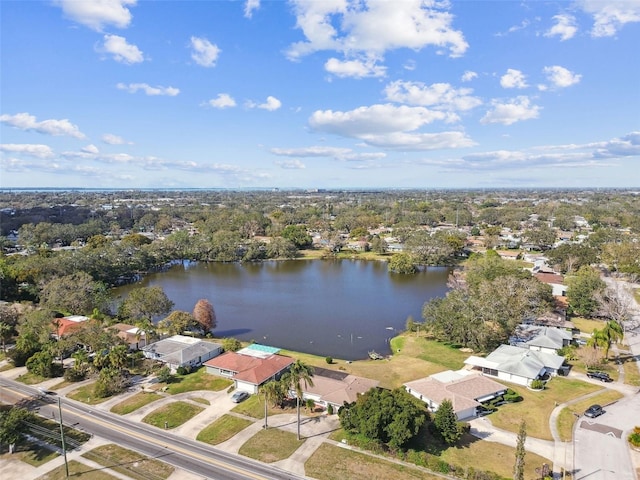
top-left (629, 426), bottom-right (640, 447)
top-left (530, 379), bottom-right (545, 390)
top-left (63, 365), bottom-right (87, 382)
top-left (325, 356), bottom-right (333, 364)
top-left (327, 404), bottom-right (334, 415)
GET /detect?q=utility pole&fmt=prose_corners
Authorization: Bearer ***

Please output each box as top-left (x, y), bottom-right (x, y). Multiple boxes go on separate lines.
top-left (58, 397), bottom-right (69, 478)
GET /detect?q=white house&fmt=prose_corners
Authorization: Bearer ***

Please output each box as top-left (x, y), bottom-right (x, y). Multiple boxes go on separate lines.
top-left (512, 324), bottom-right (573, 355)
top-left (404, 370), bottom-right (507, 420)
top-left (142, 335), bottom-right (222, 371)
top-left (464, 345), bottom-right (565, 387)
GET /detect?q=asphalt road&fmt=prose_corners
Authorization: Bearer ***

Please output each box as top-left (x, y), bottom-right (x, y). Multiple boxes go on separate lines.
top-left (0, 378), bottom-right (306, 480)
top-left (573, 392), bottom-right (640, 480)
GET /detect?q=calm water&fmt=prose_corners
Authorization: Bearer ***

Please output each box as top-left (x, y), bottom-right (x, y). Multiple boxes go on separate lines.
top-left (114, 260), bottom-right (450, 360)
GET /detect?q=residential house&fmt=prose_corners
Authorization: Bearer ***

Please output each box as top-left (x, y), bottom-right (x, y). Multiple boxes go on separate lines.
top-left (464, 344), bottom-right (565, 387)
top-left (142, 335), bottom-right (222, 372)
top-left (298, 366), bottom-right (379, 410)
top-left (204, 344), bottom-right (293, 394)
top-left (511, 324), bottom-right (573, 355)
top-left (107, 323), bottom-right (146, 350)
top-left (534, 271), bottom-right (566, 297)
top-left (404, 370), bottom-right (507, 420)
top-left (51, 315), bottom-right (90, 340)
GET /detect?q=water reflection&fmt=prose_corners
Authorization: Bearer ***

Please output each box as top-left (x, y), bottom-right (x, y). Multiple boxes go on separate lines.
top-left (114, 260), bottom-right (450, 360)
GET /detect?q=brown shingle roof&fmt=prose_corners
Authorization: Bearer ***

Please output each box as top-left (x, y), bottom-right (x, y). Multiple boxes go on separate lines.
top-left (204, 351), bottom-right (294, 386)
top-left (404, 372), bottom-right (506, 416)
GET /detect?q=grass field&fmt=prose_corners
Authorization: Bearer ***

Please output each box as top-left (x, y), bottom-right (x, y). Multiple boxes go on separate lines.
top-left (231, 393), bottom-right (296, 419)
top-left (66, 383), bottom-right (111, 405)
top-left (0, 442), bottom-right (58, 467)
top-left (15, 371), bottom-right (50, 385)
top-left (141, 401), bottom-right (204, 429)
top-left (556, 390), bottom-right (624, 441)
top-left (238, 428), bottom-right (305, 463)
top-left (571, 317), bottom-right (606, 334)
top-left (489, 377), bottom-right (602, 440)
top-left (305, 443), bottom-right (443, 480)
top-left (162, 367), bottom-right (233, 394)
top-left (280, 335), bottom-right (467, 389)
top-left (82, 444), bottom-right (175, 480)
top-left (110, 392), bottom-right (162, 415)
top-left (36, 459), bottom-right (119, 480)
top-left (196, 414), bottom-right (253, 445)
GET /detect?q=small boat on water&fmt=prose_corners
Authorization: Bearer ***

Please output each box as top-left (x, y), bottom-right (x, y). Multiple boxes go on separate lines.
top-left (368, 350), bottom-right (384, 360)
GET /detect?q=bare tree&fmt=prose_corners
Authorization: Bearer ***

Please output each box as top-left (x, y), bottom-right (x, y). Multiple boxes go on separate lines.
top-left (193, 299), bottom-right (216, 334)
top-left (596, 284), bottom-right (632, 332)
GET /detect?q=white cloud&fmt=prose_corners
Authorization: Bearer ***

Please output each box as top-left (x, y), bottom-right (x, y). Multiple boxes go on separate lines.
top-left (481, 96), bottom-right (541, 125)
top-left (0, 143), bottom-right (54, 158)
top-left (286, 0), bottom-right (468, 61)
top-left (384, 80), bottom-right (482, 113)
top-left (0, 112), bottom-right (85, 138)
top-left (102, 133), bottom-right (130, 145)
top-left (461, 71), bottom-right (477, 82)
top-left (543, 65), bottom-right (582, 88)
top-left (116, 83), bottom-right (180, 96)
top-left (54, 0), bottom-right (136, 32)
top-left (545, 14), bottom-right (578, 41)
top-left (244, 0), bottom-right (260, 18)
top-left (247, 96), bottom-right (282, 111)
top-left (308, 104), bottom-right (475, 150)
top-left (100, 34), bottom-right (144, 64)
top-left (271, 145), bottom-right (386, 161)
top-left (206, 93), bottom-right (237, 109)
top-left (324, 57), bottom-right (386, 78)
top-left (275, 159), bottom-right (306, 169)
top-left (500, 69), bottom-right (528, 89)
top-left (190, 36), bottom-right (221, 67)
top-left (578, 0), bottom-right (640, 37)
top-left (444, 131), bottom-right (640, 173)
top-left (82, 144), bottom-right (99, 154)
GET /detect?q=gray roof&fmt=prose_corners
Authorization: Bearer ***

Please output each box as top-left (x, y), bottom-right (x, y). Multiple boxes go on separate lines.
top-left (515, 324), bottom-right (573, 350)
top-left (466, 344), bottom-right (565, 380)
top-left (143, 335), bottom-right (221, 366)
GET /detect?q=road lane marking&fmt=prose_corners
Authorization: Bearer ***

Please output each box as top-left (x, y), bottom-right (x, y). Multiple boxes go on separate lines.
top-left (7, 386), bottom-right (271, 480)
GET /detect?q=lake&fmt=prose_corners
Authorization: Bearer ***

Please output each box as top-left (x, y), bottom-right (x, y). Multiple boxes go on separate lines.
top-left (114, 260), bottom-right (450, 360)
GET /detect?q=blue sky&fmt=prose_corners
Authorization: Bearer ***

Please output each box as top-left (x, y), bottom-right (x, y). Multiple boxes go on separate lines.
top-left (1, 0), bottom-right (639, 190)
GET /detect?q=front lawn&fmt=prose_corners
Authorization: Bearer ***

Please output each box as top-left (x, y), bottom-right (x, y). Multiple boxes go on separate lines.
top-left (305, 443), bottom-right (442, 480)
top-left (196, 414), bottom-right (253, 445)
top-left (16, 371), bottom-right (53, 385)
top-left (556, 390), bottom-right (624, 441)
top-left (231, 394), bottom-right (296, 419)
top-left (323, 431), bottom-right (551, 480)
top-left (36, 459), bottom-right (119, 480)
top-left (141, 401), bottom-right (204, 429)
top-left (162, 367), bottom-right (232, 394)
top-left (110, 392), bottom-right (162, 415)
top-left (238, 428), bottom-right (304, 463)
top-left (82, 444), bottom-right (175, 480)
top-left (0, 442), bottom-right (58, 467)
top-left (489, 377), bottom-right (602, 440)
top-left (66, 383), bottom-right (111, 405)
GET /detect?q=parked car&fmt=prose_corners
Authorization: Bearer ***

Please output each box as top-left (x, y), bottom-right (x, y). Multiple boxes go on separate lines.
top-left (587, 371), bottom-right (612, 382)
top-left (584, 404), bottom-right (604, 418)
top-left (231, 391), bottom-right (250, 403)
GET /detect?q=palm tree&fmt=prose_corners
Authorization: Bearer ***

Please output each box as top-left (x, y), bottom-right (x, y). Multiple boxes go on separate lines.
top-left (287, 360), bottom-right (315, 440)
top-left (260, 380), bottom-right (283, 429)
top-left (588, 321), bottom-right (623, 359)
top-left (134, 318), bottom-right (156, 345)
